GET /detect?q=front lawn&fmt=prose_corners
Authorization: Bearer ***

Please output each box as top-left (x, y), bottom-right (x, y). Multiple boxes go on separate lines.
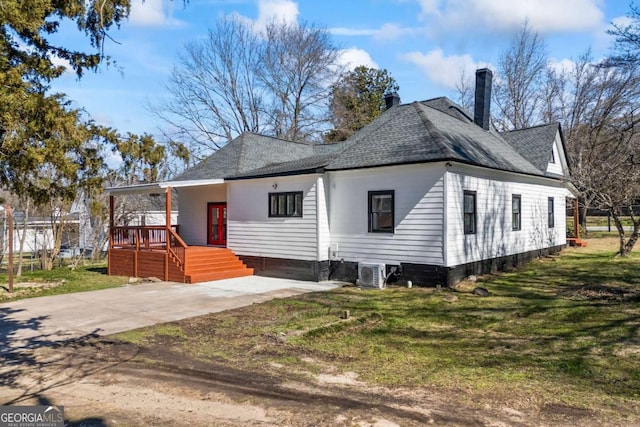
top-left (116, 237), bottom-right (640, 420)
top-left (0, 263), bottom-right (130, 302)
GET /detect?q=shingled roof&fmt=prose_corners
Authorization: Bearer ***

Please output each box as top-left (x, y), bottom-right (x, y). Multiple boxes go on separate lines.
top-left (500, 123), bottom-right (562, 174)
top-left (324, 101), bottom-right (542, 175)
top-left (176, 97), bottom-right (563, 181)
top-left (172, 133), bottom-right (318, 181)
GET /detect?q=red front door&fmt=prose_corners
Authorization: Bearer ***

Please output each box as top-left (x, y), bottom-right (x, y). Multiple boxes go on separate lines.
top-left (207, 202), bottom-right (227, 246)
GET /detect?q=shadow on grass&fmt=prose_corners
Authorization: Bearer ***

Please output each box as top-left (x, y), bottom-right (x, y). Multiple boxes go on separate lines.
top-left (84, 266), bottom-right (108, 275)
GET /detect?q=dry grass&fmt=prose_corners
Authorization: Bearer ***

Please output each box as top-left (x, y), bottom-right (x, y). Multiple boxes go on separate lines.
top-left (116, 236), bottom-right (640, 419)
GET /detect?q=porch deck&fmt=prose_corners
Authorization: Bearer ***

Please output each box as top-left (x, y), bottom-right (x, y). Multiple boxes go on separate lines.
top-left (108, 226), bottom-right (253, 283)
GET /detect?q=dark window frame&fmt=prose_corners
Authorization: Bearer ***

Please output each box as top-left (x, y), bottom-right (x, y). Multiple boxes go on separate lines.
top-left (463, 190), bottom-right (477, 235)
top-left (368, 190), bottom-right (395, 233)
top-left (268, 191), bottom-right (303, 218)
top-left (512, 194), bottom-right (522, 231)
top-left (548, 197), bottom-right (555, 228)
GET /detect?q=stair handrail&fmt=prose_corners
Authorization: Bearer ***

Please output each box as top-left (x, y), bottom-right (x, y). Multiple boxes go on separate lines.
top-left (167, 226), bottom-right (188, 269)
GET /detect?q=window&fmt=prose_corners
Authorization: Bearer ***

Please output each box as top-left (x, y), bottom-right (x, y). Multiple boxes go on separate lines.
top-left (368, 190), bottom-right (394, 233)
top-left (550, 146), bottom-right (556, 164)
top-left (512, 194), bottom-right (521, 231)
top-left (269, 192), bottom-right (303, 217)
top-left (463, 191), bottom-right (476, 234)
top-left (548, 197), bottom-right (555, 228)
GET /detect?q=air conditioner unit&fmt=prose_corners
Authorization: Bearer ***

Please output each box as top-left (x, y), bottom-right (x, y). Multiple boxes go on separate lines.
top-left (357, 263), bottom-right (386, 289)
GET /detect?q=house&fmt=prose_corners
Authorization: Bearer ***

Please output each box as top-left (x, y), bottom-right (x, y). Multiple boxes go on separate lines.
top-left (107, 68), bottom-right (572, 286)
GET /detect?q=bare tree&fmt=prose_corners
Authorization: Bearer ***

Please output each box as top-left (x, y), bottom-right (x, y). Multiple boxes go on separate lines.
top-left (563, 61), bottom-right (640, 255)
top-left (606, 3), bottom-right (640, 67)
top-left (539, 66), bottom-right (566, 125)
top-left (154, 17), bottom-right (339, 159)
top-left (454, 69), bottom-right (475, 113)
top-left (260, 21), bottom-right (340, 142)
top-left (492, 22), bottom-right (548, 130)
top-left (154, 16), bottom-right (266, 160)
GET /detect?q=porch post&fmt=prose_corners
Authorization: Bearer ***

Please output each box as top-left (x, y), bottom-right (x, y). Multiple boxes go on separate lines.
top-left (165, 187), bottom-right (171, 281)
top-left (108, 195), bottom-right (114, 276)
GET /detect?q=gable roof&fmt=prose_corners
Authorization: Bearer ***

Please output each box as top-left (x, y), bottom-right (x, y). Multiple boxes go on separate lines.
top-left (172, 133), bottom-right (318, 181)
top-left (500, 123), bottom-right (563, 174)
top-left (174, 98), bottom-right (566, 182)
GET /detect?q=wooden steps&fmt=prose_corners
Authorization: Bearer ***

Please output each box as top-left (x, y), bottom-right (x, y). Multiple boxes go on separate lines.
top-left (182, 247), bottom-right (253, 284)
top-left (567, 238), bottom-right (588, 247)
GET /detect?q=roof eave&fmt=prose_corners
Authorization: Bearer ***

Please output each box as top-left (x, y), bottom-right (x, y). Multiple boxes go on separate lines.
top-left (106, 178), bottom-right (225, 195)
top-left (225, 168), bottom-right (326, 180)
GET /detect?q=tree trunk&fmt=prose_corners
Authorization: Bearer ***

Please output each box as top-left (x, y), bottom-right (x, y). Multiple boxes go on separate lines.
top-left (611, 209), bottom-right (628, 256)
top-left (623, 214), bottom-right (640, 256)
top-left (612, 208), bottom-right (640, 256)
top-left (15, 200), bottom-right (31, 277)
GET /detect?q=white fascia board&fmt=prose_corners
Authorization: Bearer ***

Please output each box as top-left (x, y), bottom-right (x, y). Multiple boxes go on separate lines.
top-left (159, 179), bottom-right (225, 188)
top-left (106, 179), bottom-right (225, 195)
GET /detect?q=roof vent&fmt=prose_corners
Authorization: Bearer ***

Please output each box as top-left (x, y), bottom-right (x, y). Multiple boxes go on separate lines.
top-left (474, 68), bottom-right (492, 130)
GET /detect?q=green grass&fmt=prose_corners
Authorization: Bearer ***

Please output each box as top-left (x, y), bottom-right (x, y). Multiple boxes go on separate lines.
top-left (584, 215), bottom-right (633, 228)
top-left (0, 262), bottom-right (130, 302)
top-left (115, 237), bottom-right (640, 415)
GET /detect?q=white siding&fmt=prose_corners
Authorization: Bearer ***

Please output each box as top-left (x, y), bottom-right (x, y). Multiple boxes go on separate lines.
top-left (329, 163), bottom-right (445, 265)
top-left (317, 176), bottom-right (330, 261)
top-left (546, 131), bottom-right (568, 176)
top-left (445, 164), bottom-right (570, 267)
top-left (227, 175), bottom-right (319, 261)
top-left (177, 184), bottom-right (227, 246)
top-left (132, 211), bottom-right (178, 226)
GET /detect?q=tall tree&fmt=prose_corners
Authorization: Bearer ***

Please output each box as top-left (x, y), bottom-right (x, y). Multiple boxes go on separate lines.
top-left (1, 0), bottom-right (132, 86)
top-left (260, 21), bottom-right (339, 142)
top-left (157, 16), bottom-right (266, 158)
top-left (536, 49), bottom-right (640, 256)
top-left (325, 66), bottom-right (399, 142)
top-left (492, 22), bottom-right (548, 130)
top-left (155, 16), bottom-right (339, 159)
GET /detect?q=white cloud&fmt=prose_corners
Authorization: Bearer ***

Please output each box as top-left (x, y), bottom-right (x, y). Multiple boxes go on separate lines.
top-left (337, 48), bottom-right (378, 71)
top-left (129, 0), bottom-right (184, 28)
top-left (401, 48), bottom-right (479, 89)
top-left (330, 23), bottom-right (422, 41)
top-left (611, 15), bottom-right (634, 29)
top-left (330, 27), bottom-right (377, 37)
top-left (548, 58), bottom-right (575, 75)
top-left (413, 0), bottom-right (604, 34)
top-left (374, 23), bottom-right (423, 41)
top-left (593, 15), bottom-right (632, 55)
top-left (255, 0), bottom-right (299, 29)
top-left (50, 55), bottom-right (74, 75)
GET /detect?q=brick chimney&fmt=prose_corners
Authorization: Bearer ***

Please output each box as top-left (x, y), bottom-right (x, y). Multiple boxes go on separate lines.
top-left (473, 68), bottom-right (492, 130)
top-left (385, 92), bottom-right (401, 109)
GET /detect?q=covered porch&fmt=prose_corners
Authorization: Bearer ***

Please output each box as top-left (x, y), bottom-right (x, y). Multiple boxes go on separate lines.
top-left (106, 180), bottom-right (253, 283)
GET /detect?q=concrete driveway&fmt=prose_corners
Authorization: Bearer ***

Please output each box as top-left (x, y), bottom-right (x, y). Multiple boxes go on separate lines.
top-left (0, 277), bottom-right (341, 354)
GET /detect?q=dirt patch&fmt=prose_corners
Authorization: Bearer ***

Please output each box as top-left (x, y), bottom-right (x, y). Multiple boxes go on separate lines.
top-left (0, 281), bottom-right (64, 298)
top-left (1, 338), bottom-right (635, 427)
top-left (561, 284), bottom-right (640, 302)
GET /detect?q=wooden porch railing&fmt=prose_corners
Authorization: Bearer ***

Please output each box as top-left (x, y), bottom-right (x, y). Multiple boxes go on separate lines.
top-left (167, 227), bottom-right (188, 269)
top-left (111, 225), bottom-right (181, 250)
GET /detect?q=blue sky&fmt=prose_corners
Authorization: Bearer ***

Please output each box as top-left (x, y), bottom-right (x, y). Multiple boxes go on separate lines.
top-left (50, 0), bottom-right (631, 139)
